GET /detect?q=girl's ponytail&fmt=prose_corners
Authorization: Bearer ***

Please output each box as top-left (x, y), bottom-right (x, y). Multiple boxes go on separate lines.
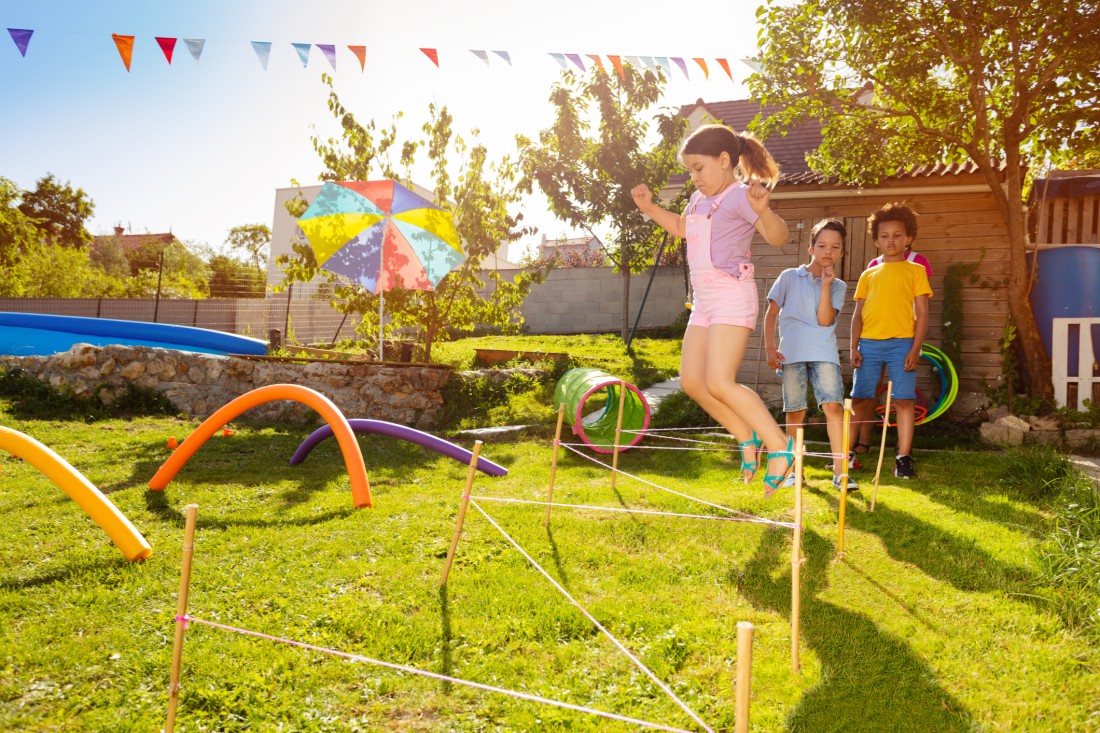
top-left (737, 132), bottom-right (779, 187)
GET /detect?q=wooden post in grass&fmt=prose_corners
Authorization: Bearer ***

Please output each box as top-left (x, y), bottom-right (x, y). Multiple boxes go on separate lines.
top-left (791, 428), bottom-right (804, 674)
top-left (440, 441), bottom-right (482, 587)
top-left (164, 503), bottom-right (198, 733)
top-left (838, 399), bottom-right (852, 555)
top-left (871, 381), bottom-right (893, 512)
top-left (545, 404), bottom-right (566, 527)
top-left (609, 381), bottom-right (628, 490)
top-left (734, 621), bottom-right (754, 733)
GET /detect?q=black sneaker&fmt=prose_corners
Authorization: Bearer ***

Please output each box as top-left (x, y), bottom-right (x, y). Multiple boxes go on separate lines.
top-left (894, 455), bottom-right (916, 479)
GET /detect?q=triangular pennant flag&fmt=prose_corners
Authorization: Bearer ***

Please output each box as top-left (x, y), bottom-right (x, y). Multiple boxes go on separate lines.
top-left (420, 48), bottom-right (439, 67)
top-left (348, 45), bottom-right (366, 71)
top-left (7, 28), bottom-right (32, 57)
top-left (564, 53), bottom-right (585, 71)
top-left (655, 56), bottom-right (671, 75)
top-left (155, 37), bottom-right (176, 64)
top-left (671, 56), bottom-right (689, 79)
top-left (624, 55), bottom-right (641, 68)
top-left (608, 55), bottom-right (625, 80)
top-left (317, 43), bottom-right (336, 70)
top-left (492, 50), bottom-right (511, 66)
top-left (548, 52), bottom-right (568, 70)
top-left (111, 34), bottom-right (135, 72)
top-left (183, 38), bottom-right (205, 63)
top-left (292, 42), bottom-right (311, 67)
top-left (252, 41), bottom-right (272, 70)
top-left (585, 54), bottom-right (604, 70)
top-left (693, 58), bottom-right (709, 79)
top-left (716, 58), bottom-right (733, 81)
top-left (641, 56), bottom-right (658, 72)
top-left (470, 49), bottom-right (489, 65)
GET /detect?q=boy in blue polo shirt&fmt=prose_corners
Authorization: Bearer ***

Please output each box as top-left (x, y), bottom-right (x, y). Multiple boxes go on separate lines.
top-left (764, 218), bottom-right (854, 490)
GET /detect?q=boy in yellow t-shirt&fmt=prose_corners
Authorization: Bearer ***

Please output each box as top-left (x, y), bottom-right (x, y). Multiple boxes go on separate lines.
top-left (849, 203), bottom-right (932, 479)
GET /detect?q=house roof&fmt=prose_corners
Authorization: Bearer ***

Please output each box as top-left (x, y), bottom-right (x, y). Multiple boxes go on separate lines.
top-left (677, 98), bottom-right (1006, 187)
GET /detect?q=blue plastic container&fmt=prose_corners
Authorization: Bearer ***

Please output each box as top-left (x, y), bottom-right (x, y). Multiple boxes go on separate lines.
top-left (1029, 247), bottom-right (1100, 376)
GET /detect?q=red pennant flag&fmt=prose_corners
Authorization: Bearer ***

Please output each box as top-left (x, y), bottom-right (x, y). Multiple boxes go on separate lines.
top-left (348, 45), bottom-right (366, 71)
top-left (693, 58), bottom-right (709, 79)
top-left (112, 34), bottom-right (135, 72)
top-left (716, 58), bottom-right (733, 81)
top-left (585, 54), bottom-right (604, 70)
top-left (155, 37), bottom-right (176, 64)
top-left (607, 55), bottom-right (625, 80)
top-left (420, 48), bottom-right (439, 67)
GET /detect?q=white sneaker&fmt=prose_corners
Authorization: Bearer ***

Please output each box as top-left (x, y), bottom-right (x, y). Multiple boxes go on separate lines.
top-left (832, 475), bottom-right (859, 491)
top-left (782, 473), bottom-right (806, 488)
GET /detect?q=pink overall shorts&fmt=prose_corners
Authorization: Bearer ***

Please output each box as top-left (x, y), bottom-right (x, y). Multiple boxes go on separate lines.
top-left (685, 187), bottom-right (758, 329)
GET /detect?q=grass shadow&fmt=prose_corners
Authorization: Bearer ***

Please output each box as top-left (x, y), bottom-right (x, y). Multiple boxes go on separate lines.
top-left (739, 527), bottom-right (976, 732)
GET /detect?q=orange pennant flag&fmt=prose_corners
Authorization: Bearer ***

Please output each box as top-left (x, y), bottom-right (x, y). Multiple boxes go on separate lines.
top-left (112, 33), bottom-right (135, 72)
top-left (693, 58), bottom-right (709, 79)
top-left (585, 53), bottom-right (604, 70)
top-left (420, 48), bottom-right (439, 67)
top-left (716, 58), bottom-right (733, 81)
top-left (348, 45), bottom-right (366, 71)
top-left (607, 55), bottom-right (625, 80)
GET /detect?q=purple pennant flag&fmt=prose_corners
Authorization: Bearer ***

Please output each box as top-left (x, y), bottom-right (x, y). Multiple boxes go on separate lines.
top-left (7, 28), bottom-right (32, 57)
top-left (671, 56), bottom-right (689, 79)
top-left (317, 43), bottom-right (336, 70)
top-left (564, 53), bottom-right (585, 71)
top-left (491, 50), bottom-right (511, 66)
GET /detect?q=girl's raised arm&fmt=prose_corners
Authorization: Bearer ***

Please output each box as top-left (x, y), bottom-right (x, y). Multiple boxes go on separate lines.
top-left (632, 184), bottom-right (686, 239)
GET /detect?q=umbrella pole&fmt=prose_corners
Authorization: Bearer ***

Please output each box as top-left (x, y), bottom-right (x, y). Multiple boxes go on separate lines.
top-left (378, 290), bottom-right (384, 362)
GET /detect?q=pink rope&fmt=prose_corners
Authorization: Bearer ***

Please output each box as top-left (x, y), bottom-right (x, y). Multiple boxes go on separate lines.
top-left (470, 495), bottom-right (796, 529)
top-left (179, 615), bottom-right (696, 733)
top-left (561, 444), bottom-right (790, 528)
top-left (469, 501), bottom-right (716, 733)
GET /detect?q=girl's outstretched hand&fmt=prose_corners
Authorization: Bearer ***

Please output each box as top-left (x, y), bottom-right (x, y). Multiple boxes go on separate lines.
top-left (746, 180), bottom-right (771, 214)
top-left (631, 184), bottom-right (653, 213)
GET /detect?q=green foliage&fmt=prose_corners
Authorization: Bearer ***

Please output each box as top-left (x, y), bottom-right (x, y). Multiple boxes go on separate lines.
top-left (207, 254), bottom-right (266, 298)
top-left (517, 65), bottom-right (688, 338)
top-left (0, 241), bottom-right (125, 298)
top-left (224, 223), bottom-right (272, 270)
top-left (996, 444), bottom-right (1078, 501)
top-left (0, 176), bottom-right (39, 269)
top-left (17, 172), bottom-right (95, 248)
top-left (276, 76), bottom-right (549, 361)
top-left (942, 262), bottom-right (977, 371)
top-left (1036, 476), bottom-right (1100, 640)
top-left (0, 367), bottom-right (175, 420)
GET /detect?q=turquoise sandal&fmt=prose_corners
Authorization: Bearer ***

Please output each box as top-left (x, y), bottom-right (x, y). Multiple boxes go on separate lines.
top-left (762, 437), bottom-right (795, 498)
top-left (739, 431), bottom-right (763, 484)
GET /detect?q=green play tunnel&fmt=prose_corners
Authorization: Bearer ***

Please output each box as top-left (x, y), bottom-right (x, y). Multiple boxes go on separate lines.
top-left (553, 368), bottom-right (651, 453)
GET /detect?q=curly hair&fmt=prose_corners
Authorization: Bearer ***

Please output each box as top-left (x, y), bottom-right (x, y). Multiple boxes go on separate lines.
top-left (869, 203), bottom-right (918, 240)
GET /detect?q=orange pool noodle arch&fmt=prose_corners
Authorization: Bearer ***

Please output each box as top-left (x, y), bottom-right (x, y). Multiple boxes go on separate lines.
top-left (148, 384), bottom-right (372, 508)
top-left (0, 426), bottom-right (152, 561)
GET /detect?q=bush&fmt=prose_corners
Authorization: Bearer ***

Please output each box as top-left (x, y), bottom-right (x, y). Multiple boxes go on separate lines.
top-left (0, 367), bottom-right (175, 421)
top-left (1035, 475), bottom-right (1100, 640)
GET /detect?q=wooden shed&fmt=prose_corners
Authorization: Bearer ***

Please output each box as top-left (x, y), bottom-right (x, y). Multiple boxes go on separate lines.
top-left (670, 100), bottom-right (1013, 413)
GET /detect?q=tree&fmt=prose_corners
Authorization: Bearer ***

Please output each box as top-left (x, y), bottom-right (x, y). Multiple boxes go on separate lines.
top-left (17, 173), bottom-right (95, 248)
top-left (0, 177), bottom-right (38, 269)
top-left (225, 223), bottom-right (271, 271)
top-left (276, 74), bottom-right (548, 362)
top-left (517, 65), bottom-right (687, 340)
top-left (750, 0), bottom-right (1100, 400)
top-left (208, 254), bottom-right (266, 298)
top-left (0, 241), bottom-right (124, 298)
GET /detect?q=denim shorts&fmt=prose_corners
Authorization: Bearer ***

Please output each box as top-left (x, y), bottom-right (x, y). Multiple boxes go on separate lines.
top-left (852, 337), bottom-right (917, 400)
top-left (780, 361), bottom-right (844, 412)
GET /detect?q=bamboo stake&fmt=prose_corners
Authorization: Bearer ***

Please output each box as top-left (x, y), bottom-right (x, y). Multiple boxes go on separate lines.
top-left (545, 404), bottom-right (566, 527)
top-left (164, 503), bottom-right (199, 733)
top-left (791, 428), bottom-right (804, 674)
top-left (734, 621), bottom-right (754, 733)
top-left (837, 399), bottom-right (851, 555)
top-left (440, 441), bottom-right (482, 587)
top-left (609, 381), bottom-right (628, 490)
top-left (871, 381), bottom-right (893, 512)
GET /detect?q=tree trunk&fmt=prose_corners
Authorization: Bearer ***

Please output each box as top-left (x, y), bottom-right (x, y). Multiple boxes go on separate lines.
top-left (621, 267), bottom-right (631, 341)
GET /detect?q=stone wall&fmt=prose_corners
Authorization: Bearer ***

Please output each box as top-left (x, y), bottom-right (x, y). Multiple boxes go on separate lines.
top-left (0, 345), bottom-right (452, 428)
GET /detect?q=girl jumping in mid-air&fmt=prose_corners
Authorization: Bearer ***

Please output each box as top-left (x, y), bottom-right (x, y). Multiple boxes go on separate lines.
top-left (631, 124), bottom-right (794, 496)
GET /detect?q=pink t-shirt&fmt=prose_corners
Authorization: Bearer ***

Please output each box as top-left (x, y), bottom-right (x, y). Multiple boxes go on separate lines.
top-left (867, 250), bottom-right (932, 277)
top-left (686, 183), bottom-right (759, 275)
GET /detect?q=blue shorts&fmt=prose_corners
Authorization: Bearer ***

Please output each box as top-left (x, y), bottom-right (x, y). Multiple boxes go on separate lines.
top-left (780, 361), bottom-right (844, 412)
top-left (852, 337), bottom-right (917, 400)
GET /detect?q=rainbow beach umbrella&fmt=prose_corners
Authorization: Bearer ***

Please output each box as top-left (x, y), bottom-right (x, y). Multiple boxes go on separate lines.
top-left (297, 180), bottom-right (464, 354)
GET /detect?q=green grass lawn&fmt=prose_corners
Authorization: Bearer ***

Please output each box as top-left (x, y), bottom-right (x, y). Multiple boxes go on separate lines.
top-left (2, 397), bottom-right (1098, 731)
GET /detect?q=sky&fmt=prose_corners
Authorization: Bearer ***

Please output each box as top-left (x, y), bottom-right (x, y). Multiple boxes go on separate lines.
top-left (1, 0), bottom-right (762, 261)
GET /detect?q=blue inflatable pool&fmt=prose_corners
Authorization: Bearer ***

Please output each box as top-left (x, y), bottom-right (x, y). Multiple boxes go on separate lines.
top-left (0, 312), bottom-right (268, 357)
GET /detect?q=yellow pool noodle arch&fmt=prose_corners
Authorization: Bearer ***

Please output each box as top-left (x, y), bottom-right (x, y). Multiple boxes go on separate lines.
top-left (0, 426), bottom-right (152, 561)
top-left (148, 384), bottom-right (373, 508)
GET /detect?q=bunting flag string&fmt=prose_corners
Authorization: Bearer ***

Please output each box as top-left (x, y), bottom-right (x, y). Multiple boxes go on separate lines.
top-left (2, 25), bottom-right (743, 83)
top-left (155, 36), bottom-right (176, 64)
top-left (7, 27), bottom-right (32, 57)
top-left (111, 33), bottom-right (134, 72)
